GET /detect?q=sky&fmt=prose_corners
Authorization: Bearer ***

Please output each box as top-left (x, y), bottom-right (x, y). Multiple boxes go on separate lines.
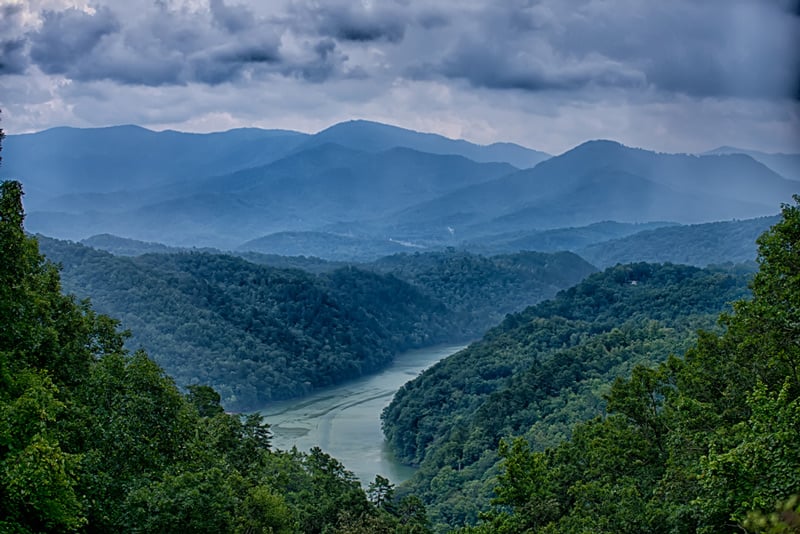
top-left (0, 0), bottom-right (798, 155)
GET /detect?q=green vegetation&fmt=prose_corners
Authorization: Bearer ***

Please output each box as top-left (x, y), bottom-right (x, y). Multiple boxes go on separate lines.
top-left (38, 239), bottom-right (594, 411)
top-left (467, 197), bottom-right (800, 533)
top-left (578, 215), bottom-right (779, 268)
top-left (37, 237), bottom-right (456, 411)
top-left (0, 178), bottom-right (432, 533)
top-left (370, 249), bottom-right (596, 336)
top-left (382, 261), bottom-right (755, 530)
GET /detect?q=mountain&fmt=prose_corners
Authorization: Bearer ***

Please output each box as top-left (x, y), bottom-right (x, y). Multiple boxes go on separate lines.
top-left (11, 124), bottom-right (796, 255)
top-left (464, 221), bottom-right (676, 254)
top-left (238, 231), bottom-right (418, 262)
top-left (704, 146), bottom-right (800, 181)
top-left (299, 119), bottom-right (551, 168)
top-left (24, 143), bottom-right (518, 247)
top-left (4, 125), bottom-right (308, 205)
top-left (368, 249), bottom-right (597, 336)
top-left (386, 140), bottom-right (797, 237)
top-left (28, 144), bottom-right (515, 252)
top-left (578, 215), bottom-right (780, 268)
top-left (81, 233), bottom-right (187, 255)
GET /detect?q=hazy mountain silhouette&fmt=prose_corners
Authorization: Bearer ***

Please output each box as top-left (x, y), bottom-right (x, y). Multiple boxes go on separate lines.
top-left (386, 140), bottom-right (797, 238)
top-left (10, 124), bottom-right (797, 253)
top-left (703, 146), bottom-right (800, 181)
top-left (299, 119), bottom-right (550, 168)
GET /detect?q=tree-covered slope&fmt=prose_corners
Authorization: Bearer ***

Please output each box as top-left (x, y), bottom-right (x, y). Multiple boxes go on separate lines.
top-left (579, 215), bottom-right (780, 268)
top-left (1, 179), bottom-right (431, 533)
top-left (468, 197), bottom-right (800, 534)
top-left (370, 249), bottom-right (596, 337)
top-left (381, 261), bottom-right (754, 530)
top-left (38, 238), bottom-right (595, 412)
top-left (37, 237), bottom-right (457, 411)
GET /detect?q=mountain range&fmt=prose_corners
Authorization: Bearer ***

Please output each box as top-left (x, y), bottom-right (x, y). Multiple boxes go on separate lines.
top-left (6, 120), bottom-right (797, 256)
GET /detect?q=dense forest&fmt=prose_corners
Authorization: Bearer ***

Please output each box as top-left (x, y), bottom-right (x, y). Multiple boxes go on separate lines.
top-left (382, 199), bottom-right (800, 532)
top-left (0, 179), bottom-right (434, 532)
top-left (37, 237), bottom-right (456, 411)
top-left (38, 239), bottom-right (594, 411)
top-left (382, 261), bottom-right (756, 529)
top-left (369, 249), bottom-right (595, 335)
top-left (578, 215), bottom-right (779, 268)
top-left (469, 198), bottom-right (800, 533)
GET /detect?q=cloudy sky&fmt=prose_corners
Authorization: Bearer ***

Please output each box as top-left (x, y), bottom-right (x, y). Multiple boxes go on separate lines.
top-left (1, 0), bottom-right (798, 154)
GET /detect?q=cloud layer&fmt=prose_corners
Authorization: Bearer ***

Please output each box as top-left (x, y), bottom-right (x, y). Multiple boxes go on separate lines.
top-left (1, 0), bottom-right (798, 153)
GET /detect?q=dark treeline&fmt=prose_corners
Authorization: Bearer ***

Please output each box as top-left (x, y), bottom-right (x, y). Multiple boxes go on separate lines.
top-left (37, 237), bottom-right (455, 411)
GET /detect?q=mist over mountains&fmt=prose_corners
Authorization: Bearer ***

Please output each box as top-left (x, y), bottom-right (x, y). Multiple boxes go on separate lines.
top-left (7, 120), bottom-right (797, 258)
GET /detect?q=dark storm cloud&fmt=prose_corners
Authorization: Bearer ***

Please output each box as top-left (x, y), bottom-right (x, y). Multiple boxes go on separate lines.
top-left (433, 38), bottom-right (645, 92)
top-left (427, 0), bottom-right (800, 101)
top-left (0, 39), bottom-right (28, 75)
top-left (19, 2), bottom-right (289, 86)
top-left (288, 1), bottom-right (409, 43)
top-left (0, 0), bottom-right (28, 71)
top-left (209, 0), bottom-right (255, 33)
top-left (30, 7), bottom-right (120, 76)
top-left (287, 39), bottom-right (342, 83)
top-left (3, 0), bottom-right (798, 103)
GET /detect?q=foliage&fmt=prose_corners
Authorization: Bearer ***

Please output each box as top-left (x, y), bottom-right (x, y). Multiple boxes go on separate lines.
top-left (39, 238), bottom-right (593, 411)
top-left (370, 249), bottom-right (596, 336)
top-left (465, 196), bottom-right (800, 533)
top-left (1, 178), bottom-right (433, 532)
top-left (381, 261), bottom-right (753, 530)
top-left (578, 215), bottom-right (778, 268)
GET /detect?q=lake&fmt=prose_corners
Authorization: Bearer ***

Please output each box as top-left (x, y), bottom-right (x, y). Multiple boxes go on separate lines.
top-left (260, 343), bottom-right (466, 486)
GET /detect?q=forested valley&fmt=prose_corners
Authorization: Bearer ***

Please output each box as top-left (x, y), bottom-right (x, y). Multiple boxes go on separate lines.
top-left (0, 180), bottom-right (432, 533)
top-left (37, 238), bottom-right (594, 411)
top-left (382, 199), bottom-right (800, 533)
top-left (2, 115), bottom-right (799, 534)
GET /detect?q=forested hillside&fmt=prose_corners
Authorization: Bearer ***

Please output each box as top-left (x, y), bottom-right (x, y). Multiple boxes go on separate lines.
top-left (38, 239), bottom-right (594, 411)
top-left (382, 261), bottom-right (755, 530)
top-left (466, 197), bottom-right (800, 533)
top-left (0, 179), bottom-right (431, 533)
top-left (579, 215), bottom-right (779, 268)
top-left (37, 237), bottom-right (455, 411)
top-left (370, 250), bottom-right (595, 335)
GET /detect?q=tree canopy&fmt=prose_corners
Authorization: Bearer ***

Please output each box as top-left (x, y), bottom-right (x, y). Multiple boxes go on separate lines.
top-left (467, 196), bottom-right (800, 533)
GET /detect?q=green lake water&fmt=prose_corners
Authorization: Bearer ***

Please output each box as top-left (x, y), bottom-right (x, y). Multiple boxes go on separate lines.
top-left (260, 344), bottom-right (466, 485)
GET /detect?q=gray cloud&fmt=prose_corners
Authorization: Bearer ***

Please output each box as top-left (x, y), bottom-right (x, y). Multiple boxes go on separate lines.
top-left (30, 7), bottom-right (120, 76)
top-left (0, 38), bottom-right (28, 75)
top-left (0, 0), bottom-right (27, 71)
top-left (10, 0), bottom-right (797, 100)
top-left (432, 39), bottom-right (646, 92)
top-left (209, 0), bottom-right (255, 33)
top-left (407, 1), bottom-right (800, 101)
top-left (0, 0), bottom-right (797, 156)
top-left (288, 1), bottom-right (409, 43)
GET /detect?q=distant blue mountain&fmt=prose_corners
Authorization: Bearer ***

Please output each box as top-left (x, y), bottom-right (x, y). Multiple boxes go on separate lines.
top-left (386, 140), bottom-right (798, 237)
top-left (4, 125), bottom-right (308, 204)
top-left (8, 123), bottom-right (796, 255)
top-left (578, 215), bottom-right (780, 268)
top-left (300, 119), bottom-right (550, 168)
top-left (703, 146), bottom-right (800, 181)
